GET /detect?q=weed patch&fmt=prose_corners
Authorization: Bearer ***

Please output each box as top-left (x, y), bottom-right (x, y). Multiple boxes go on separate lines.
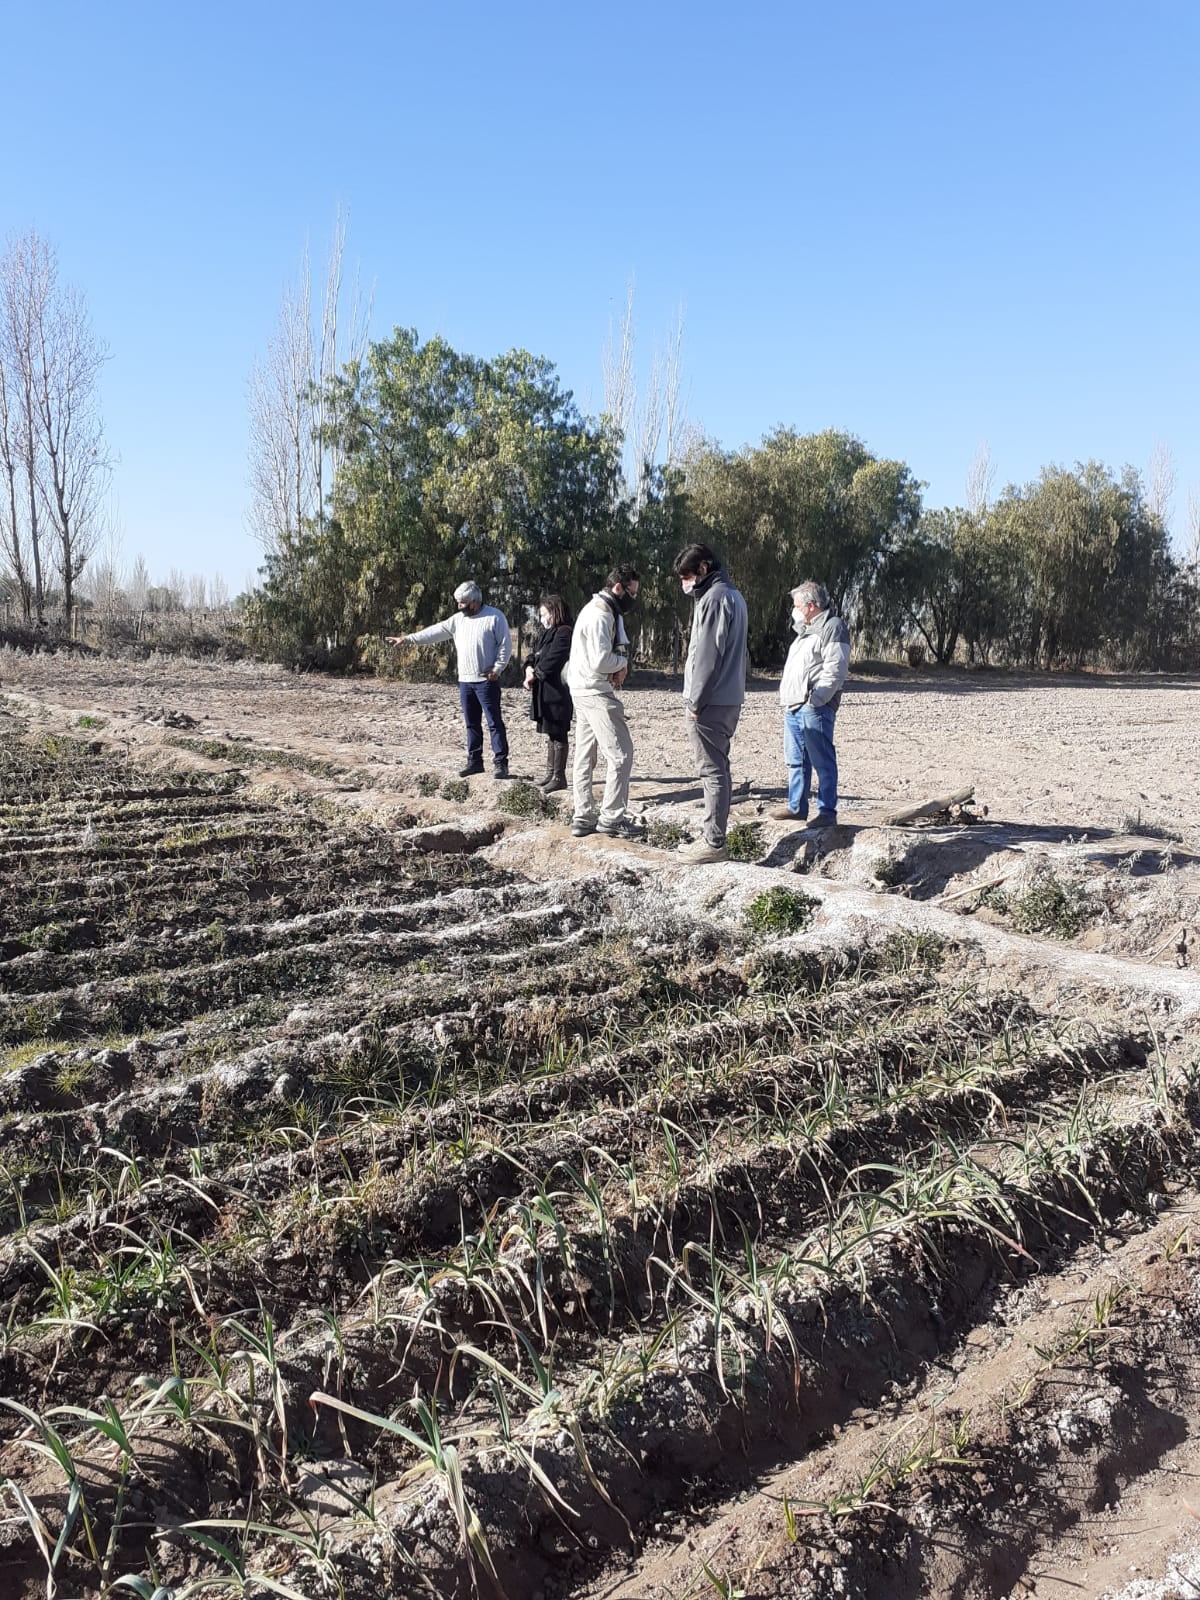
top-left (726, 821), bottom-right (765, 862)
top-left (985, 869), bottom-right (1100, 940)
top-left (745, 886), bottom-right (819, 934)
top-left (441, 777), bottom-right (470, 802)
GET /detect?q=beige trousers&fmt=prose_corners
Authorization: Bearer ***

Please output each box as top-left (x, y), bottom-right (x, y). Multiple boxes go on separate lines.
top-left (571, 690), bottom-right (634, 827)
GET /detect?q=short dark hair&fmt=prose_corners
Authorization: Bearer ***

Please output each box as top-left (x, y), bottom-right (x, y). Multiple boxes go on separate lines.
top-left (605, 563), bottom-right (641, 590)
top-left (538, 592), bottom-right (572, 628)
top-left (672, 543), bottom-right (720, 578)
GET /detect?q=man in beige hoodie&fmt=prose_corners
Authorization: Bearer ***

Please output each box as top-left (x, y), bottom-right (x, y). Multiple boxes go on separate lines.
top-left (565, 564), bottom-right (644, 840)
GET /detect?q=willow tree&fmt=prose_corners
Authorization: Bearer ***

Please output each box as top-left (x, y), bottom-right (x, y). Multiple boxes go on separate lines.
top-left (684, 428), bottom-right (921, 660)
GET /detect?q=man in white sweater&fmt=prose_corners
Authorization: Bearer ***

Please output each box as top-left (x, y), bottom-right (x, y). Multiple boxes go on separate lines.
top-left (388, 581), bottom-right (513, 778)
top-left (565, 565), bottom-right (643, 839)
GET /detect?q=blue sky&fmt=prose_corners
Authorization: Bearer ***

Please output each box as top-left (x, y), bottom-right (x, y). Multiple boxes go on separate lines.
top-left (6, 1), bottom-right (1199, 590)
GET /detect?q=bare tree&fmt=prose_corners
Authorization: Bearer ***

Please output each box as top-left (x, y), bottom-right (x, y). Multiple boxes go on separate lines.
top-left (602, 278), bottom-right (637, 450)
top-left (1, 231), bottom-right (110, 619)
top-left (1147, 439), bottom-right (1175, 526)
top-left (0, 332), bottom-right (32, 618)
top-left (209, 571), bottom-right (230, 607)
top-left (965, 440), bottom-right (995, 517)
top-left (1, 233), bottom-right (50, 619)
top-left (127, 552), bottom-right (150, 612)
top-left (661, 302), bottom-right (687, 470)
top-left (248, 211), bottom-right (371, 556)
top-left (1187, 489), bottom-right (1200, 568)
top-left (602, 282), bottom-right (689, 507)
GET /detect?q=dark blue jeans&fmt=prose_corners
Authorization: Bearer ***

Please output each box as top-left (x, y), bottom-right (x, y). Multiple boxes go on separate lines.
top-left (783, 702), bottom-right (838, 818)
top-left (459, 679), bottom-right (508, 764)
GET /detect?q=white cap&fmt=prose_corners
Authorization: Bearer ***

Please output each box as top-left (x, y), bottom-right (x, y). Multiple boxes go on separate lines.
top-left (454, 581), bottom-right (482, 605)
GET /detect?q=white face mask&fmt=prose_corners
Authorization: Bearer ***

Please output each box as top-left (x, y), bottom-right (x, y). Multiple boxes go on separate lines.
top-left (539, 611), bottom-right (551, 628)
top-left (792, 607), bottom-right (807, 628)
top-left (681, 578), bottom-right (697, 595)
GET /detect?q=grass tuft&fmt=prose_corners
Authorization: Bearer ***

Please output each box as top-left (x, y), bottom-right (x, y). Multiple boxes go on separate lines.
top-left (441, 778), bottom-right (470, 802)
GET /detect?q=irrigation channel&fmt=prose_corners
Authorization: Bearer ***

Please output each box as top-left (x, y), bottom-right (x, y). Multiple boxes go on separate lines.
top-left (0, 731), bottom-right (1198, 1600)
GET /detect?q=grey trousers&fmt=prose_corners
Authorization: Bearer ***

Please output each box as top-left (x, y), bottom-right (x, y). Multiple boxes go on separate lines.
top-left (688, 702), bottom-right (742, 846)
top-left (572, 690), bottom-right (634, 827)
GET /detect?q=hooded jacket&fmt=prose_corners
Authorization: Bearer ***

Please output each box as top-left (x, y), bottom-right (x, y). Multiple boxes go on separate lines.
top-left (565, 593), bottom-right (629, 695)
top-left (779, 609), bottom-right (850, 713)
top-left (682, 567), bottom-right (748, 712)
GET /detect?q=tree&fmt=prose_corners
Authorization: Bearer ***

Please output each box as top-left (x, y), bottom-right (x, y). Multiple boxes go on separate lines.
top-left (0, 230), bottom-right (110, 619)
top-left (685, 428), bottom-right (922, 660)
top-left (247, 213), bottom-right (370, 557)
top-left (249, 329), bottom-right (627, 664)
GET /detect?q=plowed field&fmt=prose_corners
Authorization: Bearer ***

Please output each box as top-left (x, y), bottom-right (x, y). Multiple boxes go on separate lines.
top-left (1, 664), bottom-right (1199, 1600)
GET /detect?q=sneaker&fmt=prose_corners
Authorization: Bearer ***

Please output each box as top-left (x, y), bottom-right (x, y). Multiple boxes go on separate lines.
top-left (570, 817), bottom-right (597, 837)
top-left (595, 817), bottom-right (646, 841)
top-left (677, 837), bottom-right (729, 864)
top-left (458, 761), bottom-right (485, 778)
top-left (808, 812), bottom-right (838, 830)
top-left (492, 762), bottom-right (512, 780)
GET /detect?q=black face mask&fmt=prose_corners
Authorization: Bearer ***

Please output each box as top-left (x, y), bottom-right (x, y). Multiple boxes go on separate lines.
top-left (614, 591), bottom-right (638, 615)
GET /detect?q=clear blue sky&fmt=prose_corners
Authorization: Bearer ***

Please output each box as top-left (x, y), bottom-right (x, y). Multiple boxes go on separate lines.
top-left (6, 1), bottom-right (1199, 591)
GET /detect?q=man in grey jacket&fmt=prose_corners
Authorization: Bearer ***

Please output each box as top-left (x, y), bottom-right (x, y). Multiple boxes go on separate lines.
top-left (673, 544), bottom-right (748, 863)
top-left (778, 580), bottom-right (850, 828)
top-left (387, 581), bottom-right (513, 778)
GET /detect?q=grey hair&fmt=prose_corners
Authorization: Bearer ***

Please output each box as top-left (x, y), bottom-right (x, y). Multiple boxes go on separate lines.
top-left (454, 581), bottom-right (482, 605)
top-left (791, 581), bottom-right (828, 610)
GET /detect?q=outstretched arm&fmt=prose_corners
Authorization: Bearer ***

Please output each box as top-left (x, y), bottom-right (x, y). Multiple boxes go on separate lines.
top-left (388, 616), bottom-right (456, 648)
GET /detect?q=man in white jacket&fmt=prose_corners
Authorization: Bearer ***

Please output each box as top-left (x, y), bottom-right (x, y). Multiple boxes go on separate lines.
top-left (565, 565), bottom-right (643, 840)
top-left (778, 580), bottom-right (850, 828)
top-left (387, 581), bottom-right (513, 778)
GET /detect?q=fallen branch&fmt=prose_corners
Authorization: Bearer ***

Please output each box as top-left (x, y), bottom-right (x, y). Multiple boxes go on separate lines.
top-left (936, 872), bottom-right (1011, 907)
top-left (884, 786), bottom-right (976, 827)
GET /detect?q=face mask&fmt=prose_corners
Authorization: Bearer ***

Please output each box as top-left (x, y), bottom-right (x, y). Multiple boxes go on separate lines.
top-left (681, 578), bottom-right (696, 595)
top-left (615, 591), bottom-right (637, 615)
top-left (539, 612), bottom-right (551, 628)
top-left (792, 607), bottom-right (807, 628)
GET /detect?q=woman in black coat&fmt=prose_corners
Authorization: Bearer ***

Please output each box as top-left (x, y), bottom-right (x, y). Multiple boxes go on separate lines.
top-left (524, 593), bottom-right (573, 793)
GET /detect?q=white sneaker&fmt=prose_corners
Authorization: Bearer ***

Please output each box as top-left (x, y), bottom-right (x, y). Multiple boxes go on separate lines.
top-left (677, 837), bottom-right (729, 864)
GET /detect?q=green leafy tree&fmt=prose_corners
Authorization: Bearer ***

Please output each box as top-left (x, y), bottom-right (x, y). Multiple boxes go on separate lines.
top-left (685, 428), bottom-right (922, 660)
top-left (247, 329), bottom-right (627, 664)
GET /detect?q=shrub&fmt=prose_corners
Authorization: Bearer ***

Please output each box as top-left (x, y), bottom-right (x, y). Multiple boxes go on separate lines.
top-left (992, 869), bottom-right (1100, 940)
top-left (727, 821), bottom-right (765, 862)
top-left (498, 780), bottom-right (550, 819)
top-left (440, 778), bottom-right (469, 802)
top-left (647, 817), bottom-right (687, 850)
top-left (745, 886), bottom-right (819, 935)
top-left (414, 773), bottom-right (440, 797)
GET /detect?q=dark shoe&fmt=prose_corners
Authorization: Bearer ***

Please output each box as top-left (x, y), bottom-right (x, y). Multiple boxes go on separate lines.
top-left (539, 739), bottom-right (569, 795)
top-left (808, 812), bottom-right (838, 830)
top-left (596, 817), bottom-right (646, 841)
top-left (571, 816), bottom-right (597, 837)
top-left (458, 761), bottom-right (484, 777)
top-left (492, 762), bottom-right (511, 780)
top-left (771, 806), bottom-right (808, 823)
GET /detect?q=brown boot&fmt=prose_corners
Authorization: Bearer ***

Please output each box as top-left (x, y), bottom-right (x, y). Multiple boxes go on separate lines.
top-left (536, 739), bottom-right (555, 789)
top-left (540, 739), bottom-right (569, 794)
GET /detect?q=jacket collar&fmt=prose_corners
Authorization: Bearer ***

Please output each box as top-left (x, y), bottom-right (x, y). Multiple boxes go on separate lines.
top-left (692, 565), bottom-right (722, 598)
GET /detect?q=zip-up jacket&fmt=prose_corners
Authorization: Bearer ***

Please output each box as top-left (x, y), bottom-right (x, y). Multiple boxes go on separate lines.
top-left (405, 605), bottom-right (512, 682)
top-left (682, 568), bottom-right (748, 712)
top-left (779, 609), bottom-right (851, 713)
top-left (565, 593), bottom-right (629, 696)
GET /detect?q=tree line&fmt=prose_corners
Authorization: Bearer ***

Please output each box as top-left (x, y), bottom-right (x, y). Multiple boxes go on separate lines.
top-left (247, 322), bottom-right (1200, 674)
